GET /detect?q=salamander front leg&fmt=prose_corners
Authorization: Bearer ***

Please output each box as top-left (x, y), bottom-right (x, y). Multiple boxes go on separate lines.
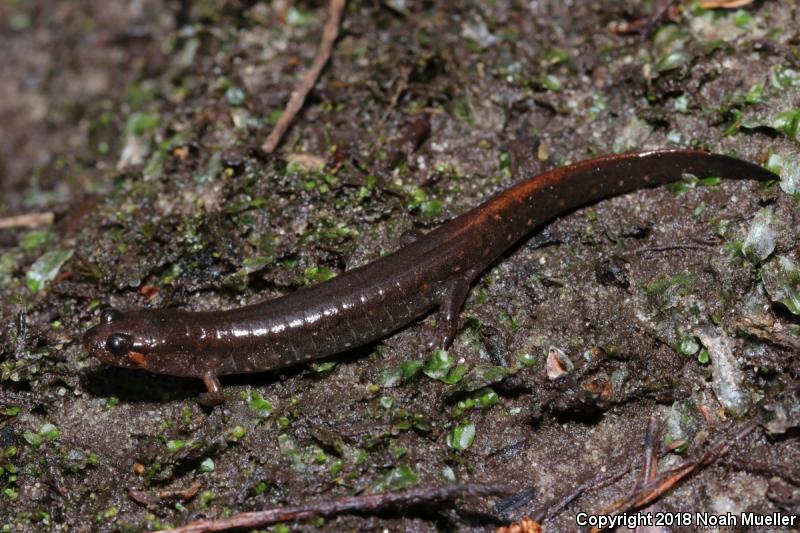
top-left (198, 372), bottom-right (224, 406)
top-left (427, 278), bottom-right (472, 350)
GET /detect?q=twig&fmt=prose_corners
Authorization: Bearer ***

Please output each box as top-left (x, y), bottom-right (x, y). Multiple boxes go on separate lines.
top-left (630, 243), bottom-right (710, 255)
top-left (590, 420), bottom-right (758, 532)
top-left (530, 437), bottom-right (688, 523)
top-left (0, 212), bottom-right (54, 230)
top-left (261, 0), bottom-right (347, 153)
top-left (128, 481), bottom-right (202, 509)
top-left (162, 483), bottom-right (505, 533)
top-left (595, 462), bottom-right (696, 525)
top-left (638, 416), bottom-right (659, 489)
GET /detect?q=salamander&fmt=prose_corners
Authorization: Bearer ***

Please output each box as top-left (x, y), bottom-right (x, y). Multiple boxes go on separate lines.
top-left (82, 149), bottom-right (778, 404)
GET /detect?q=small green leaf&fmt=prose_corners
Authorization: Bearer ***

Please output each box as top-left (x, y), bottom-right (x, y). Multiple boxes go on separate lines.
top-left (23, 431), bottom-right (41, 447)
top-left (733, 9), bottom-right (751, 28)
top-left (423, 350), bottom-right (452, 380)
top-left (448, 422), bottom-right (476, 451)
top-left (378, 367), bottom-right (402, 388)
top-left (440, 364), bottom-right (468, 385)
top-left (303, 266), bottom-right (337, 284)
top-left (20, 230), bottom-right (52, 250)
top-left (666, 176), bottom-right (695, 195)
top-left (764, 152), bottom-right (800, 196)
top-left (536, 74), bottom-right (562, 92)
top-left (772, 110), bottom-right (800, 141)
top-left (545, 47), bottom-right (568, 66)
top-left (674, 94), bottom-right (690, 113)
top-left (225, 86), bottom-right (246, 106)
top-left (39, 423), bottom-right (59, 441)
top-left (677, 337), bottom-right (700, 356)
top-left (697, 176), bottom-right (721, 187)
top-left (198, 458), bottom-right (215, 473)
top-left (761, 255), bottom-right (800, 315)
top-left (125, 112), bottom-right (160, 137)
top-left (26, 249), bottom-right (73, 292)
top-left (23, 422), bottom-right (59, 448)
top-left (287, 6), bottom-right (315, 27)
top-left (372, 465), bottom-right (419, 493)
top-left (475, 388), bottom-right (499, 408)
top-left (2, 406), bottom-right (20, 417)
top-left (166, 440), bottom-right (185, 453)
top-left (744, 83), bottom-right (763, 105)
top-left (771, 67), bottom-right (800, 89)
top-left (450, 365), bottom-right (510, 393)
top-left (655, 51), bottom-right (690, 72)
top-left (400, 360), bottom-right (423, 380)
top-left (742, 209), bottom-right (776, 264)
top-left (653, 24), bottom-right (686, 50)
top-left (420, 199), bottom-right (443, 218)
top-left (309, 361), bottom-right (336, 373)
top-left (247, 391), bottom-right (273, 417)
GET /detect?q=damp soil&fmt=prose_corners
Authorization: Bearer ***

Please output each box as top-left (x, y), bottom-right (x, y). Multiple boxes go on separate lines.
top-left (1, 1), bottom-right (799, 531)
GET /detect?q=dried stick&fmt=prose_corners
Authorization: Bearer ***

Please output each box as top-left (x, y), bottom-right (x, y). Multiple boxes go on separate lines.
top-left (0, 212), bottom-right (54, 230)
top-left (163, 483), bottom-right (505, 533)
top-left (261, 0), bottom-right (346, 153)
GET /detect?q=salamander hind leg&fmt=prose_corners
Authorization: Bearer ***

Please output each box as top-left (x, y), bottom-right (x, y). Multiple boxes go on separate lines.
top-left (426, 277), bottom-right (473, 350)
top-left (198, 372), bottom-right (224, 406)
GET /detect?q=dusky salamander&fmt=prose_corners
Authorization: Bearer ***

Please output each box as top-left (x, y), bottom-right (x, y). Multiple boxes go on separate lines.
top-left (83, 149), bottom-right (778, 404)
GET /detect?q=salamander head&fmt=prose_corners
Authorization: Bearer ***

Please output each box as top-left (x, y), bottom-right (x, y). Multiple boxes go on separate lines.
top-left (83, 307), bottom-right (204, 378)
top-left (83, 308), bottom-right (154, 369)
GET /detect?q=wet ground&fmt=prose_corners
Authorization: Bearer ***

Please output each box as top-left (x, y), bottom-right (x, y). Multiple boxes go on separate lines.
top-left (1, 1), bottom-right (799, 531)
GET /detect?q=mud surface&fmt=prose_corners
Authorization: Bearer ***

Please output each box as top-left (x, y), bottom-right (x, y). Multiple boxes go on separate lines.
top-left (1, 1), bottom-right (799, 531)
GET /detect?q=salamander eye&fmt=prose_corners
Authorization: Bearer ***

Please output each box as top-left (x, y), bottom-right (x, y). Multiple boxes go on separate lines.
top-left (100, 308), bottom-right (121, 324)
top-left (106, 333), bottom-right (132, 356)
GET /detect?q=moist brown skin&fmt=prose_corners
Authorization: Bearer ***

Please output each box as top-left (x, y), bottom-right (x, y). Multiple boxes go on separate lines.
top-left (82, 149), bottom-right (778, 404)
